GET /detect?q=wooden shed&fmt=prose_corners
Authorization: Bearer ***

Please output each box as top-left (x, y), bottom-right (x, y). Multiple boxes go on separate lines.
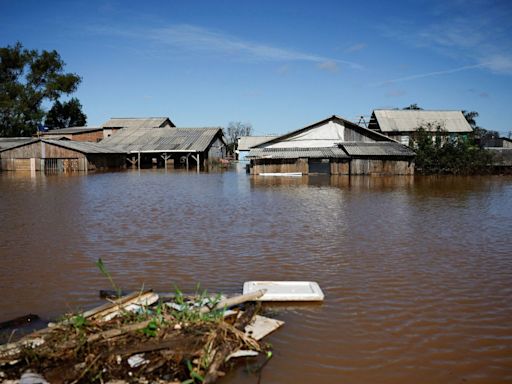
top-left (99, 127), bottom-right (227, 171)
top-left (0, 139), bottom-right (126, 172)
top-left (247, 115), bottom-right (415, 175)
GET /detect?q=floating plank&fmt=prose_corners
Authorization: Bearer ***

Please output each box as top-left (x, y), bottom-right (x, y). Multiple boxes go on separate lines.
top-left (226, 350), bottom-right (259, 361)
top-left (258, 172), bottom-right (302, 177)
top-left (245, 315), bottom-right (284, 341)
top-left (201, 289), bottom-right (266, 313)
top-left (84, 291), bottom-right (159, 322)
top-left (243, 281), bottom-right (324, 301)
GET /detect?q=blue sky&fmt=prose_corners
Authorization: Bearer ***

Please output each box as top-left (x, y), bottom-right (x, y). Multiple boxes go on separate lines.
top-left (1, 0), bottom-right (511, 136)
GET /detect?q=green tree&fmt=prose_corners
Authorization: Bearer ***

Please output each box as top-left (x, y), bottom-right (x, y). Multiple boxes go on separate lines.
top-left (0, 42), bottom-right (81, 137)
top-left (44, 97), bottom-right (87, 128)
top-left (411, 124), bottom-right (493, 175)
top-left (462, 110), bottom-right (479, 129)
top-left (403, 103), bottom-right (423, 110)
top-left (462, 110), bottom-right (499, 145)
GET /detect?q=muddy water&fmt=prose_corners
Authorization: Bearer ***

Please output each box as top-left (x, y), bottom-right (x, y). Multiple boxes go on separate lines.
top-left (1, 169), bottom-right (511, 383)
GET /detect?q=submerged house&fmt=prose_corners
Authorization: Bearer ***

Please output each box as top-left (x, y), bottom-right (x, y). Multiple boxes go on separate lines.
top-left (99, 127), bottom-right (227, 171)
top-left (247, 115), bottom-right (415, 175)
top-left (0, 138), bottom-right (126, 172)
top-left (368, 110), bottom-right (473, 146)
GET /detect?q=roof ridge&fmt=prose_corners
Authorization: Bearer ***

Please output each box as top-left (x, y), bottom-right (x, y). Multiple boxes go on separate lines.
top-left (373, 109), bottom-right (463, 112)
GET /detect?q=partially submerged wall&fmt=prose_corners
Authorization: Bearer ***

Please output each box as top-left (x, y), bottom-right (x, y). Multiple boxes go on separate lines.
top-left (250, 158), bottom-right (414, 175)
top-left (350, 159), bottom-right (414, 175)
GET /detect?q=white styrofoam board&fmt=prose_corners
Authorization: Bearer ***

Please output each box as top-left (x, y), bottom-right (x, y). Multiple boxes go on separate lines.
top-left (243, 281), bottom-right (324, 301)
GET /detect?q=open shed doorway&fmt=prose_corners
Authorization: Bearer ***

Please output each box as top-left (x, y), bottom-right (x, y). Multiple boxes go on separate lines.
top-left (308, 158), bottom-right (330, 174)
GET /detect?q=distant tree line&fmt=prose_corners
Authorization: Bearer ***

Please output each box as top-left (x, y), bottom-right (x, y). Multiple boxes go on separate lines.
top-left (0, 42), bottom-right (87, 137)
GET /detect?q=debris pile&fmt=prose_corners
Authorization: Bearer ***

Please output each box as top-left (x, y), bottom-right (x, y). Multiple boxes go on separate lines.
top-left (0, 289), bottom-right (283, 383)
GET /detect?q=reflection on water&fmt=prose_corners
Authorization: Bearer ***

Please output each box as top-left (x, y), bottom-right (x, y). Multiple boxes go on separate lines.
top-left (1, 170), bottom-right (512, 383)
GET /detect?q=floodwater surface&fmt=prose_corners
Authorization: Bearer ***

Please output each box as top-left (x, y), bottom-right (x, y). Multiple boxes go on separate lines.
top-left (1, 169), bottom-right (511, 383)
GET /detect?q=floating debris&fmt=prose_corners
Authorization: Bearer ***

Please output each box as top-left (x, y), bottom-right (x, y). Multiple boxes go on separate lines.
top-left (0, 288), bottom-right (283, 383)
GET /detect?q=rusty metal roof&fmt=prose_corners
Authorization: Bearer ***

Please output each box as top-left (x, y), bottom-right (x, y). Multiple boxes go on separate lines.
top-left (371, 110), bottom-right (473, 133)
top-left (246, 147), bottom-right (350, 159)
top-left (99, 127), bottom-right (225, 152)
top-left (341, 142), bottom-right (415, 157)
top-left (102, 117), bottom-right (175, 128)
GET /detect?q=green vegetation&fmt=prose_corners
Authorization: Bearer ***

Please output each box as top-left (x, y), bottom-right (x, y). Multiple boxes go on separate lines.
top-left (95, 258), bottom-right (122, 298)
top-left (171, 285), bottom-right (225, 323)
top-left (411, 125), bottom-right (493, 175)
top-left (44, 97), bottom-right (87, 128)
top-left (0, 42), bottom-right (84, 137)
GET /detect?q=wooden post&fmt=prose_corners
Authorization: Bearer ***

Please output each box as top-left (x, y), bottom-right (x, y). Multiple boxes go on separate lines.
top-left (161, 153), bottom-right (170, 170)
top-left (191, 153), bottom-right (200, 173)
top-left (138, 151), bottom-right (141, 170)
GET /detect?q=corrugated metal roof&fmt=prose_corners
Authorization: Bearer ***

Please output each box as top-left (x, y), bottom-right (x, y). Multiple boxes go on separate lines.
top-left (0, 139), bottom-right (124, 155)
top-left (99, 127), bottom-right (224, 152)
top-left (238, 136), bottom-right (277, 151)
top-left (41, 140), bottom-right (124, 154)
top-left (246, 147), bottom-right (350, 159)
top-left (373, 110), bottom-right (473, 133)
top-left (43, 126), bottom-right (102, 134)
top-left (102, 117), bottom-right (175, 128)
top-left (341, 142), bottom-right (415, 157)
top-left (0, 138), bottom-right (38, 151)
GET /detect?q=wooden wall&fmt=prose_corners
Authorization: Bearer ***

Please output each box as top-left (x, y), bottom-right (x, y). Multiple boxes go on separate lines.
top-left (350, 159), bottom-right (414, 175)
top-left (41, 131), bottom-right (103, 142)
top-left (71, 131), bottom-right (104, 142)
top-left (330, 160), bottom-right (350, 175)
top-left (250, 157), bottom-right (414, 175)
top-left (251, 158), bottom-right (308, 174)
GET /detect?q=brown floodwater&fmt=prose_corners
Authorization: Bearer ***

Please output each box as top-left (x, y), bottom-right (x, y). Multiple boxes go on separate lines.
top-left (1, 168), bottom-right (512, 383)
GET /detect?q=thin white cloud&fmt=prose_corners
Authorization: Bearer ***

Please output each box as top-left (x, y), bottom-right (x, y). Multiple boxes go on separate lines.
top-left (317, 60), bottom-right (339, 73)
top-left (90, 24), bottom-right (362, 70)
top-left (345, 43), bottom-right (367, 53)
top-left (374, 63), bottom-right (485, 86)
top-left (481, 54), bottom-right (512, 74)
top-left (378, 2), bottom-right (512, 76)
top-left (150, 25), bottom-right (362, 69)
